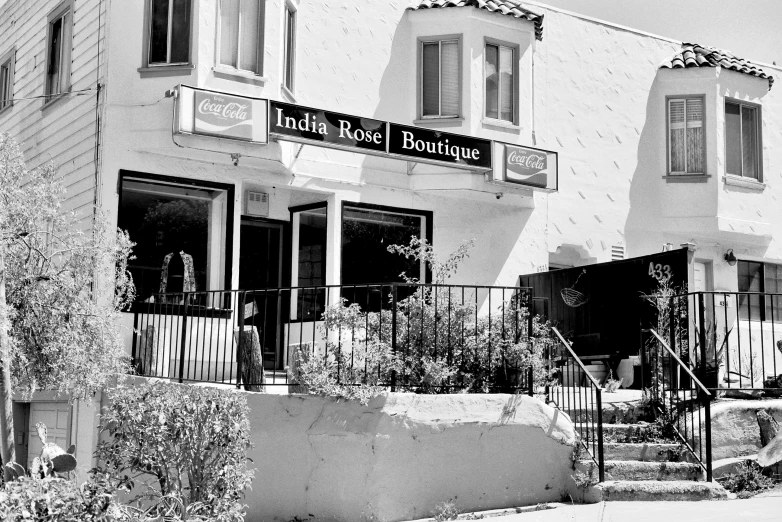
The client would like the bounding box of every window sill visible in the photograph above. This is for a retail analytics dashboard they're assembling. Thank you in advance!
[41,91,71,111]
[723,174,765,191]
[0,103,12,116]
[138,64,195,78]
[481,117,520,131]
[281,85,296,102]
[213,67,267,86]
[663,174,711,183]
[413,117,464,128]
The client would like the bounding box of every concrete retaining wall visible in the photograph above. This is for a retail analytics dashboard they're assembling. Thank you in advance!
[243,392,577,522]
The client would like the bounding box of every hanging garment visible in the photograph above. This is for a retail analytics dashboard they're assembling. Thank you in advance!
[159,251,197,295]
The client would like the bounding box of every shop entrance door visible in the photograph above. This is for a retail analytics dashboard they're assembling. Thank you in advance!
[239,219,285,370]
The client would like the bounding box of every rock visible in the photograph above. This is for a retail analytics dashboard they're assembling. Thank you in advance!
[757,434,782,468]
[757,410,780,446]
[757,410,781,476]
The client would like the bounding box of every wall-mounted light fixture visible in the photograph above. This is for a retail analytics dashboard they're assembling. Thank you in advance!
[724,249,737,266]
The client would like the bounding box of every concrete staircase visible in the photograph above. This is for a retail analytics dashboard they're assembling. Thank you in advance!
[573,401,728,502]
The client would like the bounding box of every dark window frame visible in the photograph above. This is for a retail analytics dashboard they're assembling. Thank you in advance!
[142,0,194,68]
[0,47,15,113]
[117,170,234,298]
[340,201,433,286]
[725,98,763,181]
[737,260,781,321]
[44,0,74,102]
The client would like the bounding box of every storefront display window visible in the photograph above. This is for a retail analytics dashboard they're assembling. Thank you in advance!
[118,177,229,302]
[291,206,327,320]
[341,204,431,307]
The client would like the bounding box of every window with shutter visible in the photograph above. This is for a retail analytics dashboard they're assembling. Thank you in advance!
[420,38,460,118]
[668,97,704,175]
[726,100,761,180]
[485,43,515,123]
[219,0,263,74]
[45,2,73,98]
[0,48,13,112]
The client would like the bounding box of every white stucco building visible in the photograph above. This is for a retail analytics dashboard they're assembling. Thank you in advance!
[1,0,780,476]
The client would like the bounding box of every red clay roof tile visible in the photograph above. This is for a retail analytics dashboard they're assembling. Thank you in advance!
[408,0,544,41]
[660,43,773,90]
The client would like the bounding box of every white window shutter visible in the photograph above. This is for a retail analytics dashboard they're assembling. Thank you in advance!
[440,41,459,117]
[669,99,686,173]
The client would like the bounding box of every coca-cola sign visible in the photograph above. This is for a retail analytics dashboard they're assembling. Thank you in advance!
[194,91,253,140]
[176,85,268,144]
[505,144,548,187]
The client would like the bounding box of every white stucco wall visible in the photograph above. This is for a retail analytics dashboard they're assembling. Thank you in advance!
[240,392,577,522]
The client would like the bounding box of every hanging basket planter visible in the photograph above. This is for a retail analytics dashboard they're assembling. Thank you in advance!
[561,269,589,307]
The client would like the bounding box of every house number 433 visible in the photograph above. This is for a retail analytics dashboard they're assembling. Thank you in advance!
[649,262,672,282]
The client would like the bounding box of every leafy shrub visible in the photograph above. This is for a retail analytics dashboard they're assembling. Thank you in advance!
[94,381,254,521]
[288,238,555,401]
[719,460,777,498]
[0,474,114,521]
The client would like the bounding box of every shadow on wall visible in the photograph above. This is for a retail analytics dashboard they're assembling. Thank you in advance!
[624,74,668,254]
[359,13,536,287]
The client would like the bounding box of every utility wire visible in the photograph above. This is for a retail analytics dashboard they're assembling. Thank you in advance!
[2,88,97,104]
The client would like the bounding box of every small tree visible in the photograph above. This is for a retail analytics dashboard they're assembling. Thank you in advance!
[0,134,135,481]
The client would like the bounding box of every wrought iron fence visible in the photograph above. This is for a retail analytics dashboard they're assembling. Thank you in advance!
[652,291,782,395]
[130,283,550,394]
[643,328,713,481]
[548,327,605,482]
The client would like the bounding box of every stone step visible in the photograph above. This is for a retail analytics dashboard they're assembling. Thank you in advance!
[603,442,693,463]
[577,460,703,481]
[602,423,653,440]
[566,402,653,424]
[585,480,728,502]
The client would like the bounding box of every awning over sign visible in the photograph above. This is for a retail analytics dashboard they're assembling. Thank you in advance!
[174,84,558,191]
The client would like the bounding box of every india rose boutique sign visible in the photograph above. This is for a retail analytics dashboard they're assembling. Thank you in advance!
[176,85,268,144]
[503,144,550,188]
[269,101,386,153]
[388,124,492,170]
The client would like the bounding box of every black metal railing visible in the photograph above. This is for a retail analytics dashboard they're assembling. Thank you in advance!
[130,283,549,394]
[549,327,604,482]
[657,291,782,394]
[643,328,713,481]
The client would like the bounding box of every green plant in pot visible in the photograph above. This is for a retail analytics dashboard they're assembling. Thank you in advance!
[693,321,731,391]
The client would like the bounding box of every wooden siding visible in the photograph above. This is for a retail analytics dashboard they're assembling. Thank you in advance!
[0,0,105,221]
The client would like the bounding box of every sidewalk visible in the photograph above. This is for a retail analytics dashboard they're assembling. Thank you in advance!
[496,493,782,522]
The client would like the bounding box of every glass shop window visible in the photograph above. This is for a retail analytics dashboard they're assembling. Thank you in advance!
[118,179,228,302]
[341,205,428,308]
[291,206,327,320]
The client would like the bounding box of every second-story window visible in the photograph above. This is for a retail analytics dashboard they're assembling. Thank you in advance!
[668,97,704,175]
[0,49,14,112]
[485,43,514,122]
[726,100,761,180]
[218,0,263,74]
[283,4,296,92]
[421,39,459,118]
[149,0,192,66]
[46,2,73,97]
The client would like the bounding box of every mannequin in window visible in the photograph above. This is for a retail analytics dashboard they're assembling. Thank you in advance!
[159,251,196,303]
